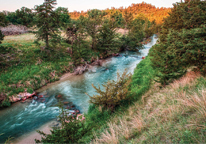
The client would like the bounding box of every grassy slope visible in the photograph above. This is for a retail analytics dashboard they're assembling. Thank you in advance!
[92,68,206,143]
[77,55,156,143]
[0,33,72,106]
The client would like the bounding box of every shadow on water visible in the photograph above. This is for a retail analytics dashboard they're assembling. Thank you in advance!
[0,35,158,143]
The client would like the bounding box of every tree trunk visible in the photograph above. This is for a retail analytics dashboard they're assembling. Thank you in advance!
[46,33,49,49]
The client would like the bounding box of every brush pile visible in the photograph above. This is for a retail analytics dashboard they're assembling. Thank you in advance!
[0,24,28,36]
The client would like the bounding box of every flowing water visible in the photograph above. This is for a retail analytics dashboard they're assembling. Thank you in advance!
[0,35,157,143]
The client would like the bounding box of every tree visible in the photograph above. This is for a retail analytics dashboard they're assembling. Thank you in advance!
[121,18,145,51]
[96,17,120,57]
[6,7,35,27]
[151,26,206,85]
[66,16,90,66]
[110,10,124,28]
[123,9,133,28]
[0,12,8,26]
[0,31,4,44]
[16,7,35,27]
[34,0,64,49]
[35,105,89,143]
[85,9,105,51]
[55,7,71,29]
[150,0,206,85]
[0,13,6,44]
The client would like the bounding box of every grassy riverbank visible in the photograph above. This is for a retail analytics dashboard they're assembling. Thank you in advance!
[0,33,73,106]
[79,55,157,143]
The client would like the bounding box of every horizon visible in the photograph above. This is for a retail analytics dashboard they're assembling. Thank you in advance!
[0,0,179,12]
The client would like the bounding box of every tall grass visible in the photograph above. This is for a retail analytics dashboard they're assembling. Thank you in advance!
[92,71,206,143]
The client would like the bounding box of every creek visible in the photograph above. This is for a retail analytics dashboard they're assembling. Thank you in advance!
[0,35,157,143]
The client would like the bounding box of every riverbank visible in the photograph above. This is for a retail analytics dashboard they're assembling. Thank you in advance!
[12,120,55,144]
[0,32,152,107]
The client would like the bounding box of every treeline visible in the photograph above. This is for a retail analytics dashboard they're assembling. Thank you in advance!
[65,8,157,66]
[0,1,157,68]
[70,2,171,24]
[0,2,170,29]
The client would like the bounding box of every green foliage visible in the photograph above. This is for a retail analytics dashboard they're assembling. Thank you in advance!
[72,35,90,66]
[6,7,35,27]
[96,18,121,57]
[160,0,206,42]
[120,18,145,51]
[0,31,4,44]
[151,25,206,85]
[123,10,133,28]
[55,7,71,29]
[0,12,8,26]
[130,56,156,98]
[34,0,68,49]
[85,9,105,50]
[110,11,125,28]
[150,0,206,86]
[88,70,132,110]
[36,106,89,144]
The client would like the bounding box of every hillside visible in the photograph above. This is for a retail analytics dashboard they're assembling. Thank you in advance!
[92,70,206,143]
[70,2,171,24]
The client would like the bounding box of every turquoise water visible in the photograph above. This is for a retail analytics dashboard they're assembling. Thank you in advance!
[0,35,157,143]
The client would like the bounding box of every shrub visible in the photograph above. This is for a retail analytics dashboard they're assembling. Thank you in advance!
[35,106,89,144]
[88,70,132,111]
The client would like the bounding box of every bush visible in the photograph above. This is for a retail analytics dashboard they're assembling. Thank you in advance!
[150,25,206,85]
[36,107,89,144]
[88,70,132,111]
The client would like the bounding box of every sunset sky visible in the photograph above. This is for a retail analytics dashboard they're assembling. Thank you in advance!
[0,0,180,12]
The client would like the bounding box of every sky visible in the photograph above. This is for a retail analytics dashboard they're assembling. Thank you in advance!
[0,0,180,12]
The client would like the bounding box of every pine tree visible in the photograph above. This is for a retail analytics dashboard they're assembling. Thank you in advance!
[121,18,145,51]
[67,16,89,66]
[34,0,62,49]
[85,9,105,51]
[150,0,206,85]
[96,17,121,57]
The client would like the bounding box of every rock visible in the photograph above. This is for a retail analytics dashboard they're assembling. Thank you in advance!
[57,95,62,98]
[90,57,95,63]
[41,99,46,103]
[38,95,44,98]
[74,70,80,75]
[64,102,69,105]
[79,70,83,75]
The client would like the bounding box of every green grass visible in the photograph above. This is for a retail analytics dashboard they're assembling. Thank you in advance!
[0,33,72,107]
[77,55,157,143]
[92,70,206,144]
